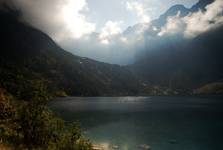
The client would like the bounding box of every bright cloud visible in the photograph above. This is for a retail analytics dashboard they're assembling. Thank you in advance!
[158,0,223,38]
[126,1,150,23]
[99,21,123,44]
[184,0,223,38]
[62,0,95,39]
[120,36,128,43]
[158,11,185,36]
[4,0,222,65]
[11,0,95,40]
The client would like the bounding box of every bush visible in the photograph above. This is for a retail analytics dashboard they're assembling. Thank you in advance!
[0,89,92,150]
[0,89,21,145]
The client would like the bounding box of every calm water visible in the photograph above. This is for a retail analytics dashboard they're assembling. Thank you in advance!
[48,96,223,150]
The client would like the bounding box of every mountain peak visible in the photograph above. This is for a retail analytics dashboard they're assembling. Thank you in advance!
[152,4,189,28]
[161,4,189,18]
[167,4,188,12]
[190,0,214,12]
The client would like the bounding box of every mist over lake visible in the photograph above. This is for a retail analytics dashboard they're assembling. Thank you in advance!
[49,96,223,150]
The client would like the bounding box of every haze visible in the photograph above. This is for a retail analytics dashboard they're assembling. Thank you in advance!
[3,0,223,64]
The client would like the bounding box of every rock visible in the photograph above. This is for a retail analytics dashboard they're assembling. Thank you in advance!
[139,144,151,150]
[112,145,119,149]
[92,144,104,150]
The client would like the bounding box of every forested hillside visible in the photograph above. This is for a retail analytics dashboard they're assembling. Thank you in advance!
[0,9,146,99]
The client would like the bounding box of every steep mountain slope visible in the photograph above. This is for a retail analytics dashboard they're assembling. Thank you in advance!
[0,0,221,97]
[152,4,190,28]
[130,0,223,92]
[131,27,223,89]
[0,10,145,98]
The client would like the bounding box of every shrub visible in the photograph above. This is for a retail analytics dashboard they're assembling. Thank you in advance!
[0,89,92,150]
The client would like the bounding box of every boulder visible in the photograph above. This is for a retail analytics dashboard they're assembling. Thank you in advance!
[139,144,151,150]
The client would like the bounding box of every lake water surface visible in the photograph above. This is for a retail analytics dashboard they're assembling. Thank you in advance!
[48,96,223,150]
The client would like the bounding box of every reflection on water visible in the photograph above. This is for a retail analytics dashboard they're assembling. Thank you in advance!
[49,96,223,150]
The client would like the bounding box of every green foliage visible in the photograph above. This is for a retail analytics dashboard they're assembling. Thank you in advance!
[54,90,68,97]
[0,89,21,145]
[19,104,61,148]
[195,82,223,95]
[0,89,92,150]
[0,67,52,101]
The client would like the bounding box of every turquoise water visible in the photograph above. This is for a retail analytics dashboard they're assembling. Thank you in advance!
[49,96,223,150]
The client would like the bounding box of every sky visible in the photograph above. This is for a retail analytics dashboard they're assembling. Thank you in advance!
[2,0,223,64]
[85,0,198,31]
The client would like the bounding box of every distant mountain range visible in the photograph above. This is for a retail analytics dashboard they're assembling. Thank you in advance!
[124,0,215,35]
[129,0,223,93]
[152,0,214,27]
[0,0,222,97]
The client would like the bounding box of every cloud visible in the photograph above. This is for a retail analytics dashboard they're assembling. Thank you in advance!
[2,0,139,64]
[158,0,223,38]
[2,0,222,65]
[9,0,95,41]
[184,0,223,38]
[158,11,185,36]
[61,0,95,39]
[99,21,123,44]
[126,1,150,23]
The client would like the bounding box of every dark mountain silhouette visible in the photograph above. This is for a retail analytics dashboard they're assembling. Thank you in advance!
[0,0,222,97]
[130,0,223,92]
[131,26,223,89]
[0,9,146,98]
